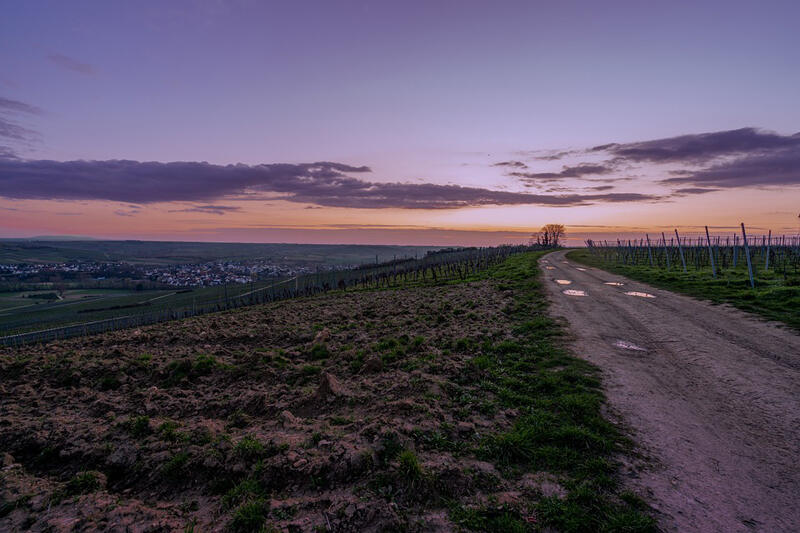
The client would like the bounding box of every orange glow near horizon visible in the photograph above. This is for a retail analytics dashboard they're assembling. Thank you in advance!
[3,185,798,247]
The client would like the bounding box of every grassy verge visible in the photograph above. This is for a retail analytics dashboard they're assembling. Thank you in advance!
[567,248,800,331]
[452,251,655,531]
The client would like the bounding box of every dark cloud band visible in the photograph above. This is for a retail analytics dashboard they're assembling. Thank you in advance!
[519,127,800,191]
[593,127,800,163]
[510,163,613,182]
[0,157,658,209]
[662,149,800,188]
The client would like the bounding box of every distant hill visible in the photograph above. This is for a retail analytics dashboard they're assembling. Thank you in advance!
[0,240,444,265]
[1,235,99,241]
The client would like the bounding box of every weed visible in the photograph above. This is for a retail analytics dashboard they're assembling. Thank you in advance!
[309,343,330,360]
[64,471,102,496]
[449,504,530,533]
[192,353,218,375]
[349,350,365,373]
[301,364,321,376]
[234,435,266,459]
[135,352,153,367]
[230,498,270,533]
[162,452,190,479]
[163,354,219,385]
[397,450,423,480]
[97,373,121,391]
[376,433,403,466]
[158,420,189,443]
[223,479,265,509]
[226,409,251,429]
[128,415,151,438]
[0,495,31,518]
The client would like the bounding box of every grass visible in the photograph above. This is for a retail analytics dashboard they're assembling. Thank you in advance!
[63,471,102,496]
[162,452,190,479]
[230,498,270,533]
[397,450,424,480]
[127,415,151,438]
[460,251,656,532]
[163,354,220,385]
[568,248,800,330]
[449,504,530,533]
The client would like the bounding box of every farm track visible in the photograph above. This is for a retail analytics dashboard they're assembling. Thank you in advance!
[540,250,800,532]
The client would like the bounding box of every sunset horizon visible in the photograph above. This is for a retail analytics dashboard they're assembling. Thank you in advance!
[2,1,799,246]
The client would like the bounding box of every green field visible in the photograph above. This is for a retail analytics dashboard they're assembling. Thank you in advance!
[0,240,442,265]
[0,281,292,336]
[568,248,800,331]
[0,288,137,312]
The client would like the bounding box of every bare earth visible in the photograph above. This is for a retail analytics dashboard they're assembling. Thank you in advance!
[0,280,542,531]
[539,250,800,532]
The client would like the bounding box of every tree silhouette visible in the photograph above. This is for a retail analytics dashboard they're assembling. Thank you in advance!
[533,224,566,247]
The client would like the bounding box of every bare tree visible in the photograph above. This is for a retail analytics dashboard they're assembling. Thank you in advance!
[534,224,566,247]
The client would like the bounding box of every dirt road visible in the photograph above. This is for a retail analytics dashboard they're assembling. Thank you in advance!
[539,250,800,532]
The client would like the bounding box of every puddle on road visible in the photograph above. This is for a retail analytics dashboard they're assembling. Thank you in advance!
[625,291,655,298]
[545,266,555,270]
[604,282,624,286]
[613,340,647,351]
[575,267,587,271]
[563,289,586,296]
[555,279,572,285]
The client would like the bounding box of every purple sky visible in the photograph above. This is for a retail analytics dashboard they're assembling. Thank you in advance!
[1,0,799,244]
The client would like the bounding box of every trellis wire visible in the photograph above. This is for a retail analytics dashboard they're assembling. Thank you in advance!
[586,223,800,291]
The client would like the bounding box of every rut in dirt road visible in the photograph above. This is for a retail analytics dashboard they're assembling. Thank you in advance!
[540,250,800,533]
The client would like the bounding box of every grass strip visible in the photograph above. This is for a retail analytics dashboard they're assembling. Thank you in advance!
[567,248,800,331]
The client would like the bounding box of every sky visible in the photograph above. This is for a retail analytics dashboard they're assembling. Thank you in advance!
[1,0,799,245]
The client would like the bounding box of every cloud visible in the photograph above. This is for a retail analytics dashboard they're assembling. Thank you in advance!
[169,204,242,215]
[506,127,800,192]
[0,146,20,160]
[671,187,719,195]
[592,127,800,163]
[510,163,614,182]
[492,160,528,169]
[0,157,659,209]
[0,118,37,142]
[533,151,574,161]
[0,97,42,158]
[662,148,800,188]
[0,97,42,115]
[47,53,95,75]
[588,185,614,191]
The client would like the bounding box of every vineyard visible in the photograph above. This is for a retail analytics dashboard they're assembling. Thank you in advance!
[574,224,800,329]
[1,245,535,346]
[586,224,800,285]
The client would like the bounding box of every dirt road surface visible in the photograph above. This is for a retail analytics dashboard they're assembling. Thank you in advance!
[540,250,800,532]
